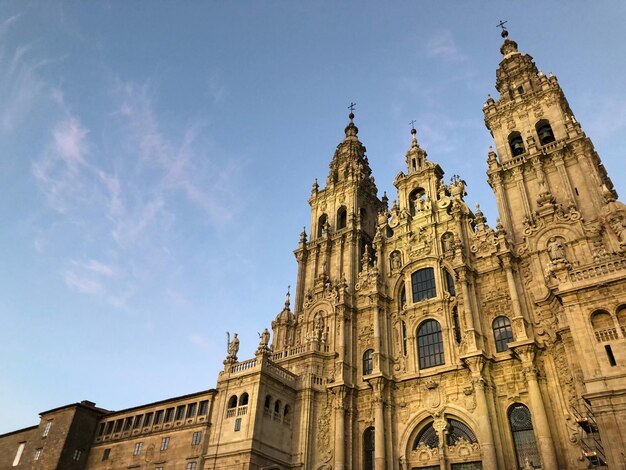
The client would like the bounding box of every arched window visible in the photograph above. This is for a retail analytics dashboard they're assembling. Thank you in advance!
[264,395,271,410]
[227,395,238,409]
[417,320,445,369]
[446,419,478,446]
[363,427,375,470]
[337,206,347,230]
[591,310,617,342]
[411,268,436,302]
[274,400,281,414]
[239,392,249,406]
[509,403,540,468]
[283,404,291,417]
[413,421,439,449]
[363,349,374,376]
[536,120,555,145]
[401,320,408,356]
[444,270,456,297]
[317,214,328,238]
[618,306,626,335]
[493,316,514,352]
[508,131,525,156]
[400,285,406,310]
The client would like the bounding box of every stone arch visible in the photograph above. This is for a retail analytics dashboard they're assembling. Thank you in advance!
[531,225,580,254]
[400,406,481,466]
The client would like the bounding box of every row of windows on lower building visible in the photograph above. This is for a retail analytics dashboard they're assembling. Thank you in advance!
[12,445,83,466]
[362,316,515,374]
[100,432,203,462]
[155,464,197,470]
[97,400,209,436]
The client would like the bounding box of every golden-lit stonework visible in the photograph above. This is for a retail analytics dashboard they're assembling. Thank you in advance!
[2,31,625,470]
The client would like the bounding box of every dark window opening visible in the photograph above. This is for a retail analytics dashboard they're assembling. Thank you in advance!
[264,395,271,409]
[175,405,185,420]
[337,207,347,230]
[517,85,524,95]
[363,427,375,470]
[445,270,456,297]
[400,285,406,309]
[574,187,579,196]
[401,321,408,356]
[227,395,238,409]
[446,419,478,446]
[606,345,617,366]
[452,307,462,344]
[493,316,514,352]
[363,349,374,375]
[509,132,525,156]
[536,120,556,145]
[417,320,445,369]
[239,393,249,406]
[413,422,439,449]
[235,418,242,431]
[411,268,436,302]
[317,214,328,238]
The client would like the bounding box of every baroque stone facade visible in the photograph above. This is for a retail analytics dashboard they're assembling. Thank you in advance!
[2,31,626,470]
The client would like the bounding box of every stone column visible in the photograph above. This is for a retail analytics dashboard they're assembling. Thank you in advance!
[514,344,558,469]
[373,304,381,372]
[371,378,386,469]
[458,268,478,352]
[333,388,346,470]
[501,254,528,340]
[489,172,513,235]
[464,355,498,470]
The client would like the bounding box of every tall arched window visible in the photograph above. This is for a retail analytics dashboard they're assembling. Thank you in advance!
[264,395,271,410]
[227,395,238,409]
[451,307,462,344]
[493,316,514,352]
[363,427,375,470]
[446,419,478,446]
[444,270,456,297]
[400,285,407,309]
[417,320,445,369]
[508,131,525,156]
[239,392,249,406]
[363,349,374,376]
[509,403,540,468]
[317,214,328,238]
[337,206,347,230]
[411,268,436,302]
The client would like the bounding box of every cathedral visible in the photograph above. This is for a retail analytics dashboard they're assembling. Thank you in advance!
[2,30,626,470]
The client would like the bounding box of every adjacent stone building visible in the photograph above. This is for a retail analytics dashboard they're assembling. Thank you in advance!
[2,30,625,469]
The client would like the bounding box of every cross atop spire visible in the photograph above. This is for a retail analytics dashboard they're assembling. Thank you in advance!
[497,19,509,38]
[348,102,356,113]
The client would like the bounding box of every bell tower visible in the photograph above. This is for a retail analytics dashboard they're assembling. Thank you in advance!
[483,29,618,243]
[293,110,384,314]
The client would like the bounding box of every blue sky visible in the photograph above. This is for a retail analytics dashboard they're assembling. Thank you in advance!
[1,2,625,433]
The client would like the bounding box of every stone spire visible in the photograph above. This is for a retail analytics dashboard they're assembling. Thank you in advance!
[405,126,429,174]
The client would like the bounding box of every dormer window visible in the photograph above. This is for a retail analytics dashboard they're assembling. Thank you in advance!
[508,132,525,156]
[536,120,555,145]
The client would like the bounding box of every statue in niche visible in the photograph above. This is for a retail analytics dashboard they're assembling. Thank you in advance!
[441,233,454,254]
[547,237,567,262]
[391,251,402,271]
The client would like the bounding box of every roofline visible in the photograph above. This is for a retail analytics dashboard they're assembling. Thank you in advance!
[40,401,110,417]
[0,425,38,438]
[98,389,218,418]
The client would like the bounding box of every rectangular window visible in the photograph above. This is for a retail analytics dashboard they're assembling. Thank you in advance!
[186,402,197,418]
[155,410,164,424]
[160,436,170,451]
[124,417,133,430]
[164,408,175,422]
[133,442,143,456]
[234,417,242,432]
[13,443,25,466]
[187,463,197,470]
[411,268,437,302]
[34,448,42,461]
[175,405,185,420]
[191,431,202,445]
[72,449,83,461]
[114,419,123,432]
[102,448,111,461]
[133,415,143,429]
[198,400,209,415]
[97,422,106,436]
[43,420,53,437]
[144,412,154,427]
[105,421,114,434]
[606,345,617,366]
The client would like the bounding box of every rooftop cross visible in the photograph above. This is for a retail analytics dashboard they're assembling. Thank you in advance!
[409,119,417,130]
[348,102,356,113]
[497,20,509,38]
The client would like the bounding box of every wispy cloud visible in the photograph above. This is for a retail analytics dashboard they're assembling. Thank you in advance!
[426,30,467,62]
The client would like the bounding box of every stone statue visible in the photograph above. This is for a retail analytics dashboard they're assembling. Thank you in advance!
[260,328,270,347]
[547,237,566,261]
[227,332,239,360]
[391,251,402,270]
